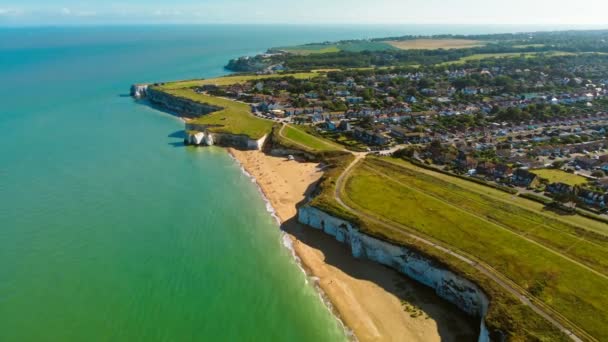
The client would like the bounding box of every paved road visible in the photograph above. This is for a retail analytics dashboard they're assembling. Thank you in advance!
[333,156,589,342]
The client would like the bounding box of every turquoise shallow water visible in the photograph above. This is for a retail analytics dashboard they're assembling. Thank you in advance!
[0,24,558,341]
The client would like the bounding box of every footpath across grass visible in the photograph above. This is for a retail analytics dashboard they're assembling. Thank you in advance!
[341,156,608,341]
[282,125,341,152]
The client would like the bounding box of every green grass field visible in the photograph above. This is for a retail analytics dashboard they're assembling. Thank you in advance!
[157,72,321,90]
[341,157,608,340]
[282,125,341,152]
[403,160,608,236]
[161,88,273,139]
[276,41,395,55]
[386,38,486,50]
[533,169,589,186]
[512,44,546,48]
[441,51,575,65]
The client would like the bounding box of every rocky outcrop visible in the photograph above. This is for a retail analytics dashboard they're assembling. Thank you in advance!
[131,84,149,98]
[184,128,267,150]
[146,87,221,118]
[298,205,491,342]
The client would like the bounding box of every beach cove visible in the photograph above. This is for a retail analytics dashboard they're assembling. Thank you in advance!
[228,149,478,341]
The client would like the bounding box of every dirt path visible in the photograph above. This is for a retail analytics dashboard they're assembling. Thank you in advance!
[334,157,587,342]
[229,149,478,342]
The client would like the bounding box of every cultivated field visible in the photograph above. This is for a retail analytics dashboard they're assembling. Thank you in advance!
[442,51,575,65]
[277,41,395,55]
[386,39,486,50]
[341,156,608,340]
[534,168,589,186]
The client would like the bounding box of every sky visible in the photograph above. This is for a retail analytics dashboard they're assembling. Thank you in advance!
[1,0,608,26]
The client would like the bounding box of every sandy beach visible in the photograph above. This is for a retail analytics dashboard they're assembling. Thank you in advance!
[228,149,477,342]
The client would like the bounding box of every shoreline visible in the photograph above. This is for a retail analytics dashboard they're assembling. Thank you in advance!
[227,148,478,342]
[225,150,353,337]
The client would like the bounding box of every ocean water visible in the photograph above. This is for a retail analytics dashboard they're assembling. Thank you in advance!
[0,24,580,341]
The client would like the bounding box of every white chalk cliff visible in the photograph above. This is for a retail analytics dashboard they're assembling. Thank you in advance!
[298,205,491,342]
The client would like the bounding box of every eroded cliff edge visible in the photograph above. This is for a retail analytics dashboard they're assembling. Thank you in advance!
[132,83,268,150]
[299,205,491,342]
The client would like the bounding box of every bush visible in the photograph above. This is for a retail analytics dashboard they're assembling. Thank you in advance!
[519,193,552,205]
[591,170,605,178]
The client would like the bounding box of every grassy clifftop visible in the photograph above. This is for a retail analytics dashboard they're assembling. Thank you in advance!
[162,87,273,139]
[339,156,607,341]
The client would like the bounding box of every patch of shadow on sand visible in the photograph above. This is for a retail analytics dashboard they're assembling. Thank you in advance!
[281,183,479,341]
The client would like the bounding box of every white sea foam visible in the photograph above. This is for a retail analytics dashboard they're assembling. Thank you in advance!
[228,151,355,341]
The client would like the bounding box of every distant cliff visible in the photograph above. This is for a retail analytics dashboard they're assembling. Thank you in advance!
[146,87,221,118]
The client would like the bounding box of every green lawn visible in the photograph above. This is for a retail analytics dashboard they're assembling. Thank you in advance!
[162,88,273,139]
[342,157,608,340]
[283,125,341,152]
[533,169,589,186]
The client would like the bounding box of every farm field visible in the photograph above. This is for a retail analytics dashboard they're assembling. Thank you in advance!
[386,38,486,50]
[282,125,341,152]
[276,41,396,55]
[534,168,589,186]
[341,156,608,340]
[442,51,575,65]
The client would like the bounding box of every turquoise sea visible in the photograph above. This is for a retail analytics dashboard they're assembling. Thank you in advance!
[0,24,584,341]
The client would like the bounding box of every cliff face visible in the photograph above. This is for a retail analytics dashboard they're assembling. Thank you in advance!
[298,205,491,342]
[132,85,268,150]
[146,87,221,118]
[184,128,267,150]
[131,84,149,98]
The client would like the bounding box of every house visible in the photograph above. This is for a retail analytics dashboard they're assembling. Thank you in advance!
[389,126,410,139]
[512,169,540,188]
[578,189,607,209]
[323,119,337,131]
[462,87,478,95]
[353,128,390,145]
[346,96,364,104]
[338,120,352,132]
[575,157,600,170]
[476,161,497,176]
[547,182,573,195]
[455,152,478,171]
[494,164,513,179]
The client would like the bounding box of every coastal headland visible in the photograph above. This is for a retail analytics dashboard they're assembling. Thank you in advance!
[132,76,480,342]
[130,74,576,342]
[132,30,608,341]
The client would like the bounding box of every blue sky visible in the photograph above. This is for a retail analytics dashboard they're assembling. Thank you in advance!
[1,0,608,26]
